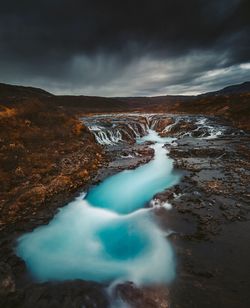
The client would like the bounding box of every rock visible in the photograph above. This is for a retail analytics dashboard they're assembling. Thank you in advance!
[115,282,170,308]
[18,184,47,204]
[0,262,15,295]
[154,118,174,133]
[14,166,25,177]
[161,120,198,137]
[0,280,108,308]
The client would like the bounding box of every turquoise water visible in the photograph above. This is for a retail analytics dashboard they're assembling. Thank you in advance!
[87,139,179,214]
[16,129,180,285]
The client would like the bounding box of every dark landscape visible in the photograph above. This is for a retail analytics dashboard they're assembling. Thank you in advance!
[1,0,250,307]
[0,81,249,307]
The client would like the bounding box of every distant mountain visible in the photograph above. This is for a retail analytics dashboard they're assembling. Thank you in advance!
[0,82,53,99]
[0,81,249,129]
[201,81,250,96]
[1,81,249,100]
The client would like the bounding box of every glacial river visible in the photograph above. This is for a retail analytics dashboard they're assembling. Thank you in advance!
[17,129,180,285]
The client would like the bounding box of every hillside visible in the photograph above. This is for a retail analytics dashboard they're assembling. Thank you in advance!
[201,81,250,96]
[0,97,106,232]
[1,81,249,130]
[0,83,53,100]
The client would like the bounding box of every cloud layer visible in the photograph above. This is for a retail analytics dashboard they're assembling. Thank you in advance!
[0,0,249,95]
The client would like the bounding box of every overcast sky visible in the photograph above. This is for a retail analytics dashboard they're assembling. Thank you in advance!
[0,0,249,96]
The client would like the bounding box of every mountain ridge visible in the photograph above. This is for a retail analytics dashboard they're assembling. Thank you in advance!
[0,81,249,99]
[200,81,250,96]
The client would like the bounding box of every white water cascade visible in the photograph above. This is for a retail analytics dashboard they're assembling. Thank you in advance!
[82,114,240,146]
[83,115,149,145]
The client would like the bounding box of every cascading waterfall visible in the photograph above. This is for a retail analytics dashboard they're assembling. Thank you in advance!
[86,114,228,147]
[88,116,227,146]
[88,125,123,145]
[149,115,233,139]
[148,117,158,130]
[85,117,150,145]
[84,114,241,146]
[127,123,148,138]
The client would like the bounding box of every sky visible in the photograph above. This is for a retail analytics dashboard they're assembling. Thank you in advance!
[0,0,250,96]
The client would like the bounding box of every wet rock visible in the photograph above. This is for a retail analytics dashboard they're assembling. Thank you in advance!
[115,282,170,308]
[192,128,210,138]
[161,120,198,137]
[164,125,250,307]
[153,118,174,133]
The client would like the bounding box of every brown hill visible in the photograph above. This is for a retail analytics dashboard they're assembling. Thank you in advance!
[0,93,106,231]
[0,81,249,130]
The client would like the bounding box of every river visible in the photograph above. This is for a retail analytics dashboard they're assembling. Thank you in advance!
[16,129,180,286]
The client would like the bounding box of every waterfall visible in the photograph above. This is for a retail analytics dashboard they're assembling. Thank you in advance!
[127,123,148,138]
[82,114,233,146]
[83,116,149,145]
[90,126,123,145]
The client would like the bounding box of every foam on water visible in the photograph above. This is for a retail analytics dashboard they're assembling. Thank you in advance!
[16,129,180,286]
[138,129,174,144]
[17,197,175,284]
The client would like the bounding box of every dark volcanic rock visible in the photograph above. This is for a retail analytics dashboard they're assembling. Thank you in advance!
[160,120,197,137]
[0,280,108,308]
[115,282,170,308]
[0,262,15,296]
[157,131,250,308]
[153,117,174,133]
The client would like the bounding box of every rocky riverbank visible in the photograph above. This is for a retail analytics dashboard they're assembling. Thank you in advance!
[82,113,250,308]
[0,101,111,307]
[153,124,250,307]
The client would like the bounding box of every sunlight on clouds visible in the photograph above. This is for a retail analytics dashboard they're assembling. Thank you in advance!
[10,54,250,97]
[240,63,250,70]
[64,53,250,97]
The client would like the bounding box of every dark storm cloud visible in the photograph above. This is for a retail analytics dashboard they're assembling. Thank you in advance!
[0,0,249,95]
